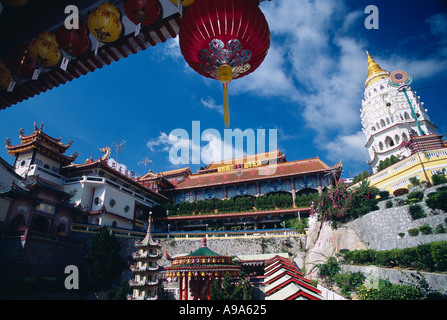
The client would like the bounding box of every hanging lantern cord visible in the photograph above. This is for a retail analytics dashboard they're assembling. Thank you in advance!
[218,64,233,128]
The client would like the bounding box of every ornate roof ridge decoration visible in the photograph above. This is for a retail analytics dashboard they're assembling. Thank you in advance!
[201,149,283,171]
[6,122,78,164]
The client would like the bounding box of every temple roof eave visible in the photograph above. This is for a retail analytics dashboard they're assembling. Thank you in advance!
[168,161,342,191]
[63,159,169,202]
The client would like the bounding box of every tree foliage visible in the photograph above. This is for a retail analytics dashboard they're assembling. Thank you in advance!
[209,272,254,300]
[87,226,125,290]
[311,182,379,229]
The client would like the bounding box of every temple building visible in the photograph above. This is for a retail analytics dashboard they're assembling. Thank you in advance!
[361,51,439,173]
[61,148,169,231]
[128,215,162,300]
[149,150,342,233]
[1,123,82,239]
[165,237,241,300]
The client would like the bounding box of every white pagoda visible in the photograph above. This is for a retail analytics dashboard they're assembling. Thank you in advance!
[127,215,161,300]
[360,51,438,173]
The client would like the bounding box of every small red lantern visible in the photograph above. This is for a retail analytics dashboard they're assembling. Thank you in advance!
[56,21,90,56]
[4,46,36,78]
[124,0,162,26]
[179,0,270,127]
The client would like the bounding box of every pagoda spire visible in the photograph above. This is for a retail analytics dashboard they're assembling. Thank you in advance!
[365,50,388,88]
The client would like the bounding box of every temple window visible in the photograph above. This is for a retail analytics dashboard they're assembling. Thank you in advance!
[385,136,395,148]
[9,213,25,230]
[402,133,408,141]
[57,223,66,234]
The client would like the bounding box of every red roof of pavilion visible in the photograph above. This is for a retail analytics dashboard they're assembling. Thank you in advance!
[170,157,342,191]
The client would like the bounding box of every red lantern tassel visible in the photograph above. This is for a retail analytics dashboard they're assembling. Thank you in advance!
[223,82,230,128]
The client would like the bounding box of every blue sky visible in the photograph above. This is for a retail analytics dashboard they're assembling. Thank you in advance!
[1,0,447,179]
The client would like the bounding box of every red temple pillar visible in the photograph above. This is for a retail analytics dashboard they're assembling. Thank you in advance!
[184,273,189,300]
[178,274,183,300]
[196,277,200,300]
[206,276,212,300]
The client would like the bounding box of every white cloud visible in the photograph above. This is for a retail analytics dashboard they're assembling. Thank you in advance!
[146,129,246,166]
[200,97,223,114]
[323,130,369,163]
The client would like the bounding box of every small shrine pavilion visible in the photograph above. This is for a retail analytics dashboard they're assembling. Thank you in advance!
[128,215,162,300]
[165,238,241,300]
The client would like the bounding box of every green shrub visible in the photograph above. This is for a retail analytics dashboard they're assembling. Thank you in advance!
[432,173,447,186]
[409,176,421,187]
[398,232,405,238]
[315,257,340,279]
[408,204,426,220]
[342,242,447,272]
[435,224,447,234]
[408,228,419,237]
[426,190,447,212]
[407,190,424,203]
[334,272,366,297]
[419,224,433,235]
[358,280,423,300]
[385,200,393,208]
[378,190,389,201]
[431,241,447,271]
[415,243,436,271]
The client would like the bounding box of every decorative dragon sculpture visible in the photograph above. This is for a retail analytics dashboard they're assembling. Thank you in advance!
[99,147,111,160]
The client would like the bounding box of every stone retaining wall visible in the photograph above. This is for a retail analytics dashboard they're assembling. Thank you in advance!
[341,265,447,294]
[346,188,447,251]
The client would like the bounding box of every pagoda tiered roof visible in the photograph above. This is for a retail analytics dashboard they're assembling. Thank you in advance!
[166,238,241,275]
[5,122,78,165]
[135,216,161,248]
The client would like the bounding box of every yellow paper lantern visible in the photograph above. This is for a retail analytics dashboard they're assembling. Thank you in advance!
[38,31,58,46]
[88,2,122,43]
[28,34,61,68]
[3,0,28,7]
[169,0,195,7]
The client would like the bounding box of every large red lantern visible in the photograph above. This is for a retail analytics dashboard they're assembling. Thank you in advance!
[56,21,90,56]
[124,0,162,26]
[179,0,270,127]
[4,46,36,78]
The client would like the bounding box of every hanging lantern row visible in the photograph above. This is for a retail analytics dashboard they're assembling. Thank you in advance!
[2,0,28,7]
[166,270,239,278]
[0,0,165,91]
[178,0,270,127]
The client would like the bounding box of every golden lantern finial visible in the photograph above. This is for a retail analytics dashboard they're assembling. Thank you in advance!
[365,50,388,88]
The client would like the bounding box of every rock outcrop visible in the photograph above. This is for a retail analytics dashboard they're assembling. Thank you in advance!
[305,215,367,280]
